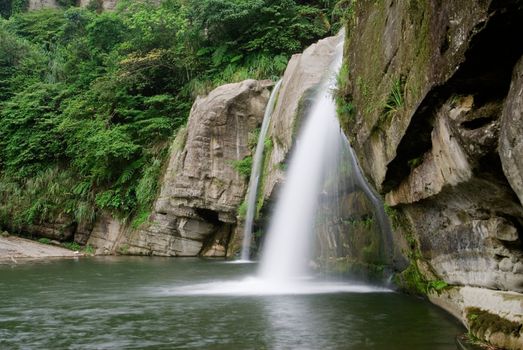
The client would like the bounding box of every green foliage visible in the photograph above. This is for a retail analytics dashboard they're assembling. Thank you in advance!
[0,0,338,230]
[248,128,261,149]
[56,0,77,8]
[62,241,96,255]
[233,156,253,178]
[84,244,95,255]
[63,241,81,251]
[0,83,68,177]
[466,307,522,339]
[117,243,129,255]
[38,237,51,244]
[396,260,428,295]
[383,77,405,118]
[86,0,103,13]
[131,210,150,229]
[3,0,29,18]
[237,201,247,219]
[0,26,46,100]
[427,280,448,293]
[407,156,423,170]
[5,9,67,46]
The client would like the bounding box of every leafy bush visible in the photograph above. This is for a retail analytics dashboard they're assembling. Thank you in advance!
[57,0,77,8]
[38,237,51,244]
[233,156,253,178]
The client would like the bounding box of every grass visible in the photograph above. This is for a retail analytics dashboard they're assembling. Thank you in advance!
[61,241,95,255]
[62,241,82,251]
[232,156,253,178]
[131,210,150,229]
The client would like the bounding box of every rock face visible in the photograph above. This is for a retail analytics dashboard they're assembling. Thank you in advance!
[28,0,118,11]
[28,0,58,10]
[87,79,270,256]
[260,33,342,203]
[340,0,523,348]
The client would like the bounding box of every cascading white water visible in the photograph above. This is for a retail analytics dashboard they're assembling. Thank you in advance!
[258,34,345,282]
[240,80,283,261]
[167,31,394,295]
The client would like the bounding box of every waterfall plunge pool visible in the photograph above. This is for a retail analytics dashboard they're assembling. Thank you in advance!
[0,257,464,349]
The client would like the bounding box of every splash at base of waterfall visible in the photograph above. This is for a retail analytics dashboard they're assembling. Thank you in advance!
[155,277,391,296]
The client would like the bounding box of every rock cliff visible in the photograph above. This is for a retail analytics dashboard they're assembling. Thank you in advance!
[28,0,58,10]
[259,33,342,206]
[338,0,523,348]
[88,79,270,256]
[28,0,117,11]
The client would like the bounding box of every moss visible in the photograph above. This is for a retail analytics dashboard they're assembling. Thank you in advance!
[130,209,150,229]
[389,206,449,295]
[395,260,428,295]
[237,201,247,219]
[232,156,253,178]
[407,156,423,170]
[466,307,522,340]
[117,244,129,255]
[319,257,387,282]
[248,127,261,150]
[255,136,274,218]
[383,203,400,230]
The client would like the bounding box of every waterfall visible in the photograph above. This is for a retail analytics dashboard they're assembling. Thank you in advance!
[171,31,394,295]
[258,34,345,281]
[258,32,392,283]
[240,79,283,261]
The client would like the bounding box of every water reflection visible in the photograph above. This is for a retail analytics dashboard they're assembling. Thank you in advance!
[0,258,463,349]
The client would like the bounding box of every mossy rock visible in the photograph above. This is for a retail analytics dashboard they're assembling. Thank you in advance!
[466,307,522,340]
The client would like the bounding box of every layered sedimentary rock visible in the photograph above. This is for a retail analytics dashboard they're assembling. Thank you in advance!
[88,79,270,256]
[260,33,342,202]
[341,0,523,348]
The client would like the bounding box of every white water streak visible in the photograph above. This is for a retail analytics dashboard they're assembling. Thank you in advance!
[258,34,345,282]
[240,80,283,260]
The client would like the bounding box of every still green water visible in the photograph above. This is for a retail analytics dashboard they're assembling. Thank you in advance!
[0,257,464,349]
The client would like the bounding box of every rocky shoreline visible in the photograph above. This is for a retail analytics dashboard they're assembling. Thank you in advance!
[0,235,81,262]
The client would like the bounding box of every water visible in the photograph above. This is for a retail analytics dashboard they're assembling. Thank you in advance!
[0,257,464,349]
[258,30,395,282]
[241,79,283,261]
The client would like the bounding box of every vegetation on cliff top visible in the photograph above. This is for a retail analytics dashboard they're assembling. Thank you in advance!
[0,0,340,232]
